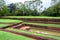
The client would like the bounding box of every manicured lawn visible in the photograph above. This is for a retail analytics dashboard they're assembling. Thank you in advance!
[0,24,10,28]
[3,16,60,19]
[0,30,32,40]
[24,22,60,28]
[0,19,23,23]
[6,28,60,40]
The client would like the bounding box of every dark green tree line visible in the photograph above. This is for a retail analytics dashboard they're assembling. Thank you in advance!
[42,0,60,17]
[0,0,60,16]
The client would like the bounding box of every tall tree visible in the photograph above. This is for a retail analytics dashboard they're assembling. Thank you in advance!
[24,0,42,10]
[42,2,60,17]
[51,0,60,4]
[8,3,17,15]
[0,0,5,8]
[24,0,42,16]
[0,0,8,16]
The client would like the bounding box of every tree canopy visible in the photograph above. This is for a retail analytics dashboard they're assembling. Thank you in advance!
[0,0,60,16]
[42,1,60,17]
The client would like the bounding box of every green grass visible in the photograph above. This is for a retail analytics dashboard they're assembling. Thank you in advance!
[3,16,60,19]
[0,30,32,40]
[0,19,23,28]
[0,19,23,23]
[24,22,60,28]
[6,28,60,40]
[0,24,10,28]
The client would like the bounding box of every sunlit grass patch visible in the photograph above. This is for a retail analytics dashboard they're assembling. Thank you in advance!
[3,16,60,19]
[0,19,23,23]
[0,24,10,28]
[0,30,32,40]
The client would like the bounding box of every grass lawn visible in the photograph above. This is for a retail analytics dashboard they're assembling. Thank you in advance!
[0,19,23,23]
[0,24,10,28]
[6,28,60,40]
[3,16,60,19]
[0,30,32,40]
[24,22,60,28]
[0,19,23,28]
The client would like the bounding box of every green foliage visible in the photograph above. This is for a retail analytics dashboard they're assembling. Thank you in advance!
[42,2,60,17]
[8,3,17,16]
[0,0,60,16]
[0,0,42,16]
[0,0,9,16]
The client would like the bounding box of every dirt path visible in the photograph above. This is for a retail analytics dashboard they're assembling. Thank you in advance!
[0,29,54,40]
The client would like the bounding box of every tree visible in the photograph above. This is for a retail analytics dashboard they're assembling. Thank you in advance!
[24,0,42,10]
[8,3,17,15]
[0,0,5,8]
[51,0,60,16]
[0,0,42,16]
[42,2,60,17]
[0,0,8,16]
[24,0,42,16]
